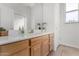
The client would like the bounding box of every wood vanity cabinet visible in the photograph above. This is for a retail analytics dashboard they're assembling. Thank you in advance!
[41,35,50,56]
[30,35,50,56]
[0,40,30,56]
[30,37,42,56]
[0,34,54,56]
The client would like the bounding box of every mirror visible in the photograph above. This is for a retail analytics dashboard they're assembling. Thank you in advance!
[13,13,27,34]
[0,3,47,36]
[8,13,27,36]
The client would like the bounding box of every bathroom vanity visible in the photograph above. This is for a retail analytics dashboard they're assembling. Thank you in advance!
[0,33,54,56]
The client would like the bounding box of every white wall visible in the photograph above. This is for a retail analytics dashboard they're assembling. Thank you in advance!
[31,4,43,33]
[47,3,79,51]
[53,4,61,51]
[60,3,79,49]
[43,3,60,51]
[31,3,55,33]
[43,3,55,33]
[0,4,14,30]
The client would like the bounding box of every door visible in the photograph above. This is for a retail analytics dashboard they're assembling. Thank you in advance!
[42,41,49,56]
[31,43,41,56]
[41,35,50,56]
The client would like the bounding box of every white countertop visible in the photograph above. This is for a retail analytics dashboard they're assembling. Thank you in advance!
[0,32,52,45]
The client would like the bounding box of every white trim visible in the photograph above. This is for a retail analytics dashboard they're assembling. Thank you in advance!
[60,43,79,49]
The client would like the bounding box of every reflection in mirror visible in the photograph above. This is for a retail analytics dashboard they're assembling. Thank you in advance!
[14,14,24,30]
[13,13,26,34]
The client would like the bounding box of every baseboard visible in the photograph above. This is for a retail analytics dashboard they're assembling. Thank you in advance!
[59,43,79,50]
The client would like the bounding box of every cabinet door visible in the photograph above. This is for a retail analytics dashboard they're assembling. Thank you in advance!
[41,35,50,56]
[13,48,30,56]
[42,41,49,56]
[31,4,43,33]
[31,43,41,56]
[0,40,29,56]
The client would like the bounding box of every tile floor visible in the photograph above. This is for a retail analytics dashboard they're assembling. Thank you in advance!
[48,45,79,56]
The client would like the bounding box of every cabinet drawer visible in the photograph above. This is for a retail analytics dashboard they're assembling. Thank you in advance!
[0,40,29,55]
